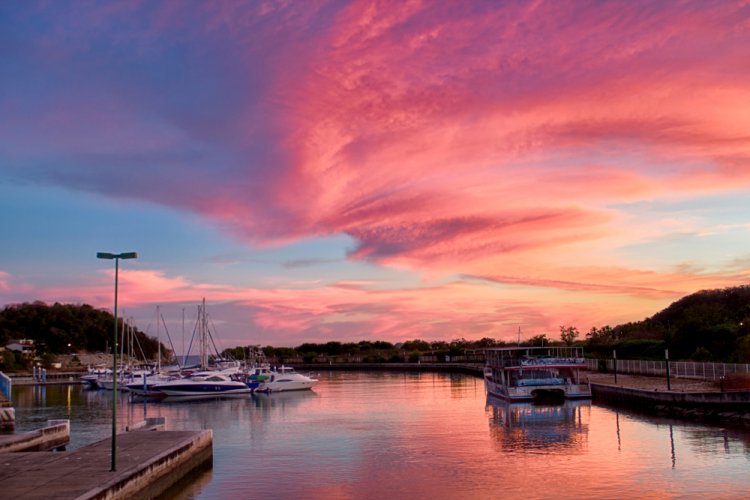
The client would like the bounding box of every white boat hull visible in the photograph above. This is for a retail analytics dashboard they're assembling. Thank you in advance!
[484,378,591,402]
[257,379,318,392]
[158,386,251,397]
[152,377,251,397]
[97,379,131,392]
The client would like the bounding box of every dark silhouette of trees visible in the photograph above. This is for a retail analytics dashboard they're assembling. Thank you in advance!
[584,286,750,362]
[0,302,168,360]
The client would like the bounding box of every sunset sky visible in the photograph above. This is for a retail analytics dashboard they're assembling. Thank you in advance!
[2,1,749,349]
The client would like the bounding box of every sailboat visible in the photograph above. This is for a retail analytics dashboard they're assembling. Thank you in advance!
[98,319,151,391]
[150,299,250,398]
[126,306,177,398]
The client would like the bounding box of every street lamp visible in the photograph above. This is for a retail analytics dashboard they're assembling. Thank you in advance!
[97,251,137,472]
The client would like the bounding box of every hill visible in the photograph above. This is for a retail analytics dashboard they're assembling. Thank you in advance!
[586,285,750,362]
[0,301,168,369]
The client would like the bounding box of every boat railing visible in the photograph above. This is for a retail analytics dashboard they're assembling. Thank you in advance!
[517,378,564,387]
[519,357,586,366]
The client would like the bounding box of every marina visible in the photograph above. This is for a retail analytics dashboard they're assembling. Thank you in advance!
[3,3,749,499]
[8,370,750,499]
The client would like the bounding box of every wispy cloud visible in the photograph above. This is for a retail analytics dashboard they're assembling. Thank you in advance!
[283,257,342,269]
[2,1,750,343]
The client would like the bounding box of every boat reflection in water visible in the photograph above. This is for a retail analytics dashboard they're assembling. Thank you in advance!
[250,388,317,408]
[486,395,590,453]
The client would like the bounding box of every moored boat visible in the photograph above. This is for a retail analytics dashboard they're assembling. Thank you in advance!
[484,347,591,403]
[255,366,318,392]
[151,373,252,397]
[126,372,176,398]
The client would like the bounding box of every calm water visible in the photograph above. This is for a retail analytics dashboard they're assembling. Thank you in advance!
[11,371,750,499]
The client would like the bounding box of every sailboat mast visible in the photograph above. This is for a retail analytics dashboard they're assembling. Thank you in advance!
[517,326,521,347]
[201,298,208,369]
[181,307,185,368]
[120,316,126,373]
[156,305,161,373]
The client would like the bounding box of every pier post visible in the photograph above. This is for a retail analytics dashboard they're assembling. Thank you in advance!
[665,349,671,391]
[613,350,617,384]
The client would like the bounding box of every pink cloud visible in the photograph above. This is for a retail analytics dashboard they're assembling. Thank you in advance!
[245,1,750,274]
[3,255,747,346]
[7,1,749,260]
[0,271,11,293]
[4,2,750,344]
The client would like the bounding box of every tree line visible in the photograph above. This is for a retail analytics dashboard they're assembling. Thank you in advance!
[3,285,749,369]
[224,286,750,364]
[0,301,166,369]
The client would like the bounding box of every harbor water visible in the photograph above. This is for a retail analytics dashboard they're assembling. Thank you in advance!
[11,371,750,499]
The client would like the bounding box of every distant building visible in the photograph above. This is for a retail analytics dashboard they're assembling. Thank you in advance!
[5,339,35,357]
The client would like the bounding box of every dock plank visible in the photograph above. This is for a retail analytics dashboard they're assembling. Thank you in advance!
[0,430,212,499]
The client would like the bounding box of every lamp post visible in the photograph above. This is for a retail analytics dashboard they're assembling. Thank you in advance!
[97,251,137,472]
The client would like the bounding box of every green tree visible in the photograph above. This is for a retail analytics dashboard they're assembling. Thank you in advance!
[560,326,580,346]
[525,334,548,346]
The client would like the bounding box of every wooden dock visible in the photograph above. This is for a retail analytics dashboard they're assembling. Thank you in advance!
[0,428,212,499]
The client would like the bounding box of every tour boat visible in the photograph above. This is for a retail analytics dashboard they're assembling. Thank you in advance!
[255,366,318,392]
[483,347,591,403]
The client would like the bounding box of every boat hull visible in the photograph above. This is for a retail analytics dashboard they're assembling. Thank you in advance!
[256,379,318,392]
[97,379,132,392]
[153,382,251,397]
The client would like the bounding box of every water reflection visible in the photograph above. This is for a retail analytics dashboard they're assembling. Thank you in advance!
[486,395,590,453]
[250,390,317,410]
[11,375,750,499]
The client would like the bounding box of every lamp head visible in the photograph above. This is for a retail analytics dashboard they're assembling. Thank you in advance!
[97,252,138,260]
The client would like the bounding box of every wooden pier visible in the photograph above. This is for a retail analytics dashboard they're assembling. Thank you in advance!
[0,428,212,499]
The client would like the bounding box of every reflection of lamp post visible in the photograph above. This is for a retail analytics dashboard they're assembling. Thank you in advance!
[97,251,137,472]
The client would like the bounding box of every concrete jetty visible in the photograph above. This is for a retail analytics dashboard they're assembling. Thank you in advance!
[0,399,13,432]
[0,419,70,452]
[0,428,212,499]
[587,372,750,422]
[1,371,14,432]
